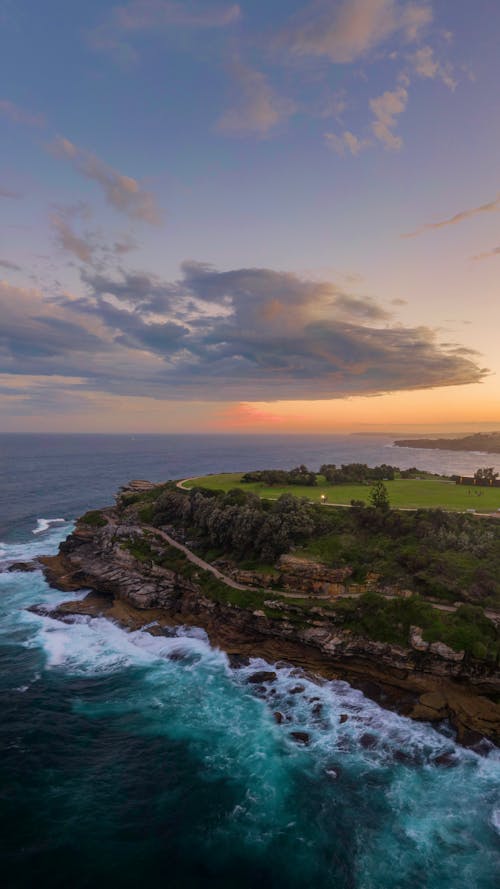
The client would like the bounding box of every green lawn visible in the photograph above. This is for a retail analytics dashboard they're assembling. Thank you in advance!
[182,473,500,513]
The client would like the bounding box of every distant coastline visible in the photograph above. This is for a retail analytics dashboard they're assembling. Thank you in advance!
[394,433,500,455]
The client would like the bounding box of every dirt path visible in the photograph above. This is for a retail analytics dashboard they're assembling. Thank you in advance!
[144,524,249,591]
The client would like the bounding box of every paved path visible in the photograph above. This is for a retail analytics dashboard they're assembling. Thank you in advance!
[144,524,249,591]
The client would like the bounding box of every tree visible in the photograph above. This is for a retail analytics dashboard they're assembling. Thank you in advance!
[369,481,390,511]
[474,467,499,483]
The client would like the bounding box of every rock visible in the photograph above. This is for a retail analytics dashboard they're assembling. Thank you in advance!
[429,641,464,662]
[359,733,377,750]
[339,714,349,724]
[167,650,189,662]
[311,702,323,718]
[392,749,421,766]
[289,684,306,694]
[409,626,429,652]
[290,731,310,746]
[227,653,251,668]
[419,691,448,712]
[7,561,38,573]
[274,711,284,724]
[432,751,459,768]
[247,670,277,684]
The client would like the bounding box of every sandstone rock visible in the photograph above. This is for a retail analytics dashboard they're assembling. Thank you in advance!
[409,626,429,652]
[419,691,448,712]
[429,641,464,662]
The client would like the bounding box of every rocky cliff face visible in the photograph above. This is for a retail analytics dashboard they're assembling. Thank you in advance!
[42,512,500,746]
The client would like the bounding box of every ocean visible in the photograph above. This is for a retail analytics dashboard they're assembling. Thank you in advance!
[1,434,499,888]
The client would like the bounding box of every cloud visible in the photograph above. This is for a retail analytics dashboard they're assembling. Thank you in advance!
[0,259,21,271]
[50,206,95,264]
[111,0,241,30]
[325,130,368,156]
[218,62,297,136]
[0,99,45,127]
[89,1,241,59]
[411,45,457,89]
[50,137,162,225]
[370,84,408,149]
[403,193,500,237]
[276,0,432,63]
[0,186,22,199]
[0,265,486,404]
[47,262,487,400]
[471,246,500,261]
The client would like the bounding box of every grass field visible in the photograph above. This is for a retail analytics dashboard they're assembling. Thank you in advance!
[182,473,500,513]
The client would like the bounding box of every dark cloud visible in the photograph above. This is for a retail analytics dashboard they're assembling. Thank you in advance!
[0,264,487,403]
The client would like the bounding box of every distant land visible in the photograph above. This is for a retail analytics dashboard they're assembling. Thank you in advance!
[352,432,470,438]
[394,433,500,454]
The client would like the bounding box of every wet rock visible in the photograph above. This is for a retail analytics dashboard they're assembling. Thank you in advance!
[325,766,342,780]
[289,684,306,694]
[339,714,349,724]
[392,749,421,766]
[311,702,323,718]
[247,670,277,684]
[359,733,378,750]
[274,711,284,724]
[227,653,251,668]
[167,649,190,662]
[252,685,268,697]
[7,561,38,573]
[290,731,310,746]
[432,751,459,768]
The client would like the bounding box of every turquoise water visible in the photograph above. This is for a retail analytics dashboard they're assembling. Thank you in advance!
[1,435,500,887]
[1,523,499,888]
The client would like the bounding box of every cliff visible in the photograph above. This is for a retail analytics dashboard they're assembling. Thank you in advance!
[40,505,500,747]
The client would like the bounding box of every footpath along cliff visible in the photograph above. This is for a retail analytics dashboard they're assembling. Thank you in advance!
[40,481,500,747]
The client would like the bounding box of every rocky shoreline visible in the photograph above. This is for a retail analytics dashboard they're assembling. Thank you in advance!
[35,505,500,749]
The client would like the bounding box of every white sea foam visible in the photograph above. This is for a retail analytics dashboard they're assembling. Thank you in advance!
[0,520,73,568]
[32,517,66,535]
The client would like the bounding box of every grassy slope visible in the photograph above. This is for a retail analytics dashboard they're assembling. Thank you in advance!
[184,473,500,513]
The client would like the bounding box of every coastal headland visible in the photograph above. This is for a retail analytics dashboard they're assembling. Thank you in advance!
[37,474,500,747]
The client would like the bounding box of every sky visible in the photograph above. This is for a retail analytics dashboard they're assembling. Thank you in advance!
[0,0,499,433]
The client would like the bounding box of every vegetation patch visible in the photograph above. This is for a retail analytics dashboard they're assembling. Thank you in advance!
[80,510,107,528]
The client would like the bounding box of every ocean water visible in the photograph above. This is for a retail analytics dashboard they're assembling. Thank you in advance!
[1,435,499,888]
